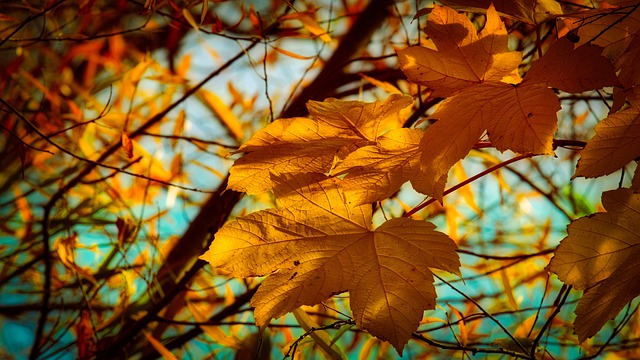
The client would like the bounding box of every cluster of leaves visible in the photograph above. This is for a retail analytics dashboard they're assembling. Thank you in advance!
[2,0,640,359]
[201,0,640,356]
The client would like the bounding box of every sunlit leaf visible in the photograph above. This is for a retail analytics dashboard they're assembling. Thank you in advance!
[413,82,559,199]
[397,4,523,97]
[143,331,178,360]
[228,94,413,194]
[201,173,460,353]
[197,89,244,141]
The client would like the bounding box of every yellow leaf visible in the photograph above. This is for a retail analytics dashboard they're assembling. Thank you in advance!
[187,302,242,349]
[143,331,178,360]
[283,12,331,43]
[200,173,460,354]
[574,101,640,179]
[182,8,199,31]
[398,4,522,97]
[196,90,243,141]
[228,94,413,194]
[332,128,422,205]
[447,304,467,346]
[359,73,402,94]
[292,308,347,360]
[270,45,317,60]
[547,189,640,342]
[131,140,172,181]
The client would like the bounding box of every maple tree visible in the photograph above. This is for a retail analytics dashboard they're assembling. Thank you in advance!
[2,0,640,359]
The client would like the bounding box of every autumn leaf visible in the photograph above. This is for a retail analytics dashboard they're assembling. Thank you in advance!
[397,4,523,97]
[575,101,640,178]
[200,173,460,353]
[547,188,640,342]
[401,25,620,199]
[227,94,413,194]
[414,82,560,199]
[332,128,422,205]
[122,132,134,159]
[436,0,562,24]
[523,37,621,93]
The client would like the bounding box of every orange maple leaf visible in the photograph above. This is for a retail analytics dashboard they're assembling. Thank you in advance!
[398,6,619,199]
[200,173,460,353]
[547,188,640,342]
[398,4,523,97]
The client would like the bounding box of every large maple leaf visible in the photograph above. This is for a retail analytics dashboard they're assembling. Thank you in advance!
[200,173,460,353]
[227,94,412,194]
[397,4,523,98]
[547,188,640,342]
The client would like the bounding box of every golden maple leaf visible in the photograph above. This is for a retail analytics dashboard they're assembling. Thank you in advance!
[200,173,460,353]
[396,6,620,200]
[227,94,413,194]
[547,188,640,342]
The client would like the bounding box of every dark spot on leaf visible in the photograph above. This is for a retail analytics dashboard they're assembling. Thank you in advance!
[293,260,300,266]
[527,113,533,118]
[567,31,580,43]
[289,272,298,280]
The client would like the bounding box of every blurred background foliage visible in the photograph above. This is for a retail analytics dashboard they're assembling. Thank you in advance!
[1,0,638,359]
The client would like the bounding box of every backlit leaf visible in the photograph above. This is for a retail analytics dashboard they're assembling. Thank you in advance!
[332,128,422,205]
[201,173,460,353]
[197,89,244,141]
[413,82,559,199]
[143,331,178,360]
[547,189,640,342]
[397,4,522,97]
[228,94,413,194]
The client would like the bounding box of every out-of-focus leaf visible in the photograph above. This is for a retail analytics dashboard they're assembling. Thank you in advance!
[122,132,134,159]
[196,89,243,141]
[436,0,562,24]
[143,331,178,360]
[182,8,199,31]
[292,308,348,360]
[282,12,331,43]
